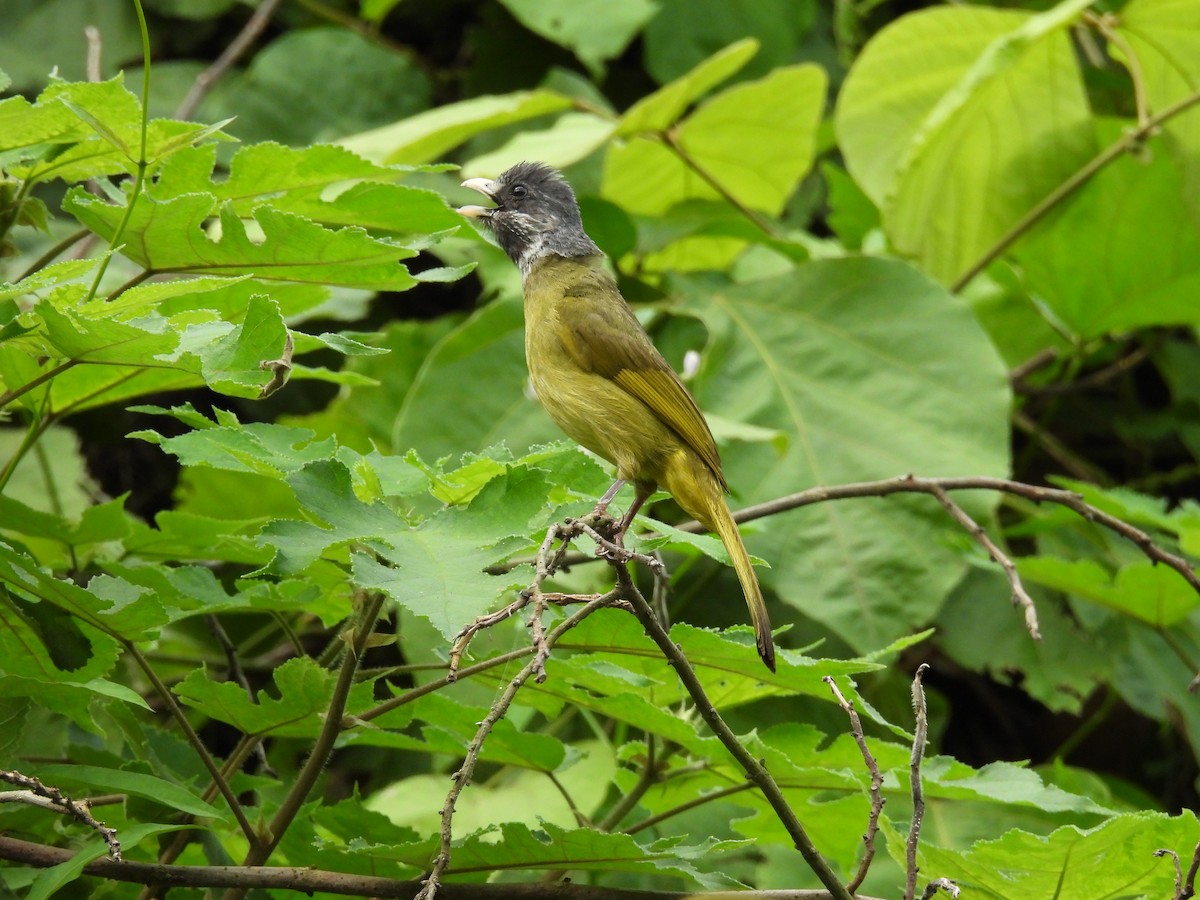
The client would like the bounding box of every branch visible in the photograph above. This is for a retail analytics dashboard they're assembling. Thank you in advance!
[925,483,1040,639]
[951,87,1200,292]
[174,0,285,120]
[905,664,931,900]
[823,677,884,893]
[417,591,618,900]
[0,770,120,860]
[616,564,853,900]
[0,834,885,900]
[232,590,389,885]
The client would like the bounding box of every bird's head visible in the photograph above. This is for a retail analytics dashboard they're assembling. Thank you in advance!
[458,161,600,274]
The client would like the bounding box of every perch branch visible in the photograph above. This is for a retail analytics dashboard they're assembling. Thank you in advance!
[823,677,884,892]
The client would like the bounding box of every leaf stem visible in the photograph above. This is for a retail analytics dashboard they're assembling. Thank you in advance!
[951,87,1200,292]
[121,641,258,846]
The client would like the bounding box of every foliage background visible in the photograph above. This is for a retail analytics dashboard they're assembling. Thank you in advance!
[1,0,1199,897]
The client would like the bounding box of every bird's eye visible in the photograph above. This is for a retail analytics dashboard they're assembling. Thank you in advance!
[510,184,527,199]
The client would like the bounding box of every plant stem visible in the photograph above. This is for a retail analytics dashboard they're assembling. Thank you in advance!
[951,87,1200,292]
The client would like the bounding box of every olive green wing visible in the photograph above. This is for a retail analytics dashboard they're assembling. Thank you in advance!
[557,274,727,488]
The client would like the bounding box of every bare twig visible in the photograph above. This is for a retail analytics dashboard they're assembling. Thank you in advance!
[1014,339,1156,397]
[1008,347,1059,384]
[823,676,884,893]
[417,593,616,900]
[1185,841,1200,900]
[616,563,853,900]
[0,770,120,860]
[624,781,756,836]
[905,664,931,900]
[926,483,1041,639]
[206,614,277,778]
[175,0,285,120]
[1158,848,1184,899]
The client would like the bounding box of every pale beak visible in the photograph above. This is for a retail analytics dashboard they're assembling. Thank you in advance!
[457,178,499,217]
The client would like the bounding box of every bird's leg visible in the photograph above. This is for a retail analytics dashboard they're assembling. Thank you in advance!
[614,483,654,544]
[593,478,627,517]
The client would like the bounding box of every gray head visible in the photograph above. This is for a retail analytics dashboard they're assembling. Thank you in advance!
[458,161,601,275]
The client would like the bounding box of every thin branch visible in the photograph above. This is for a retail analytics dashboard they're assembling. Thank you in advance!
[905,664,931,900]
[823,676,884,893]
[616,563,853,900]
[206,613,277,778]
[1085,11,1151,129]
[0,771,120,860]
[14,228,92,280]
[624,781,756,836]
[951,87,1200,292]
[659,130,778,238]
[232,591,388,886]
[0,834,886,900]
[121,641,259,846]
[417,592,617,900]
[925,483,1041,639]
[174,0,285,120]
[596,736,663,832]
[1012,409,1111,484]
[1185,841,1200,900]
[1159,848,1185,900]
[1014,338,1156,396]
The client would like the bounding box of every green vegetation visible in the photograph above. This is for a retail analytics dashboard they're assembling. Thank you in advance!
[1,0,1198,897]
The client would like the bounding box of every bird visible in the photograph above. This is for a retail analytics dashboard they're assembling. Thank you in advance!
[458,161,775,671]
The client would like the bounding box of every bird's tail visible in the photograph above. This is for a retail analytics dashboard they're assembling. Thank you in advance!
[665,453,776,672]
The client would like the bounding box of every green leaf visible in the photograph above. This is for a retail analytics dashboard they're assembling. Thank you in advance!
[904,811,1197,899]
[64,190,423,291]
[1013,118,1200,336]
[675,259,1010,650]
[341,90,573,165]
[199,27,432,148]
[1119,0,1200,229]
[1018,556,1199,626]
[616,38,759,136]
[604,63,827,217]
[31,764,223,819]
[175,657,338,736]
[836,2,1097,284]
[497,0,658,76]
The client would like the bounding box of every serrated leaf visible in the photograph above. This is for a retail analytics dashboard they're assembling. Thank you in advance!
[174,657,338,736]
[900,811,1197,899]
[64,190,421,291]
[1018,556,1199,626]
